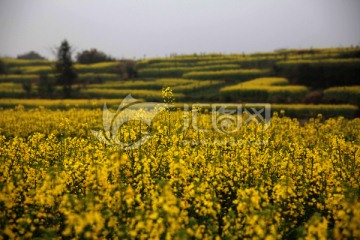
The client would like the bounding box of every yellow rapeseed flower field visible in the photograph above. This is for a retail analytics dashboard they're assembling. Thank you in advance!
[0,94,359,239]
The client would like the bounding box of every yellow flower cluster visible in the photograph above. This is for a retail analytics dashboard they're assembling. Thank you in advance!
[0,106,359,239]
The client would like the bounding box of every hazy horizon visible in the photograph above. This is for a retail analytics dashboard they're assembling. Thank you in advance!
[1,0,360,60]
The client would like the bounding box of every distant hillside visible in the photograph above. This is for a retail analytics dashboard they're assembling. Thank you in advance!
[0,47,359,106]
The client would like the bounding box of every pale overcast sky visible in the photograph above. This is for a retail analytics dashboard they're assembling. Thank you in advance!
[0,0,359,59]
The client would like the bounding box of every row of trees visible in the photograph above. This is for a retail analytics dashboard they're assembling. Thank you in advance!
[76,48,115,64]
[17,51,46,60]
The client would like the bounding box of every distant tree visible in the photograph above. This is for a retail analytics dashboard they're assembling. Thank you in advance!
[37,73,55,98]
[22,81,32,97]
[0,59,8,74]
[17,51,46,60]
[118,60,138,79]
[76,48,115,64]
[55,40,77,98]
[124,60,138,79]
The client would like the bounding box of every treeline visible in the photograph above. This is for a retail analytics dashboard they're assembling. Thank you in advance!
[274,59,360,88]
